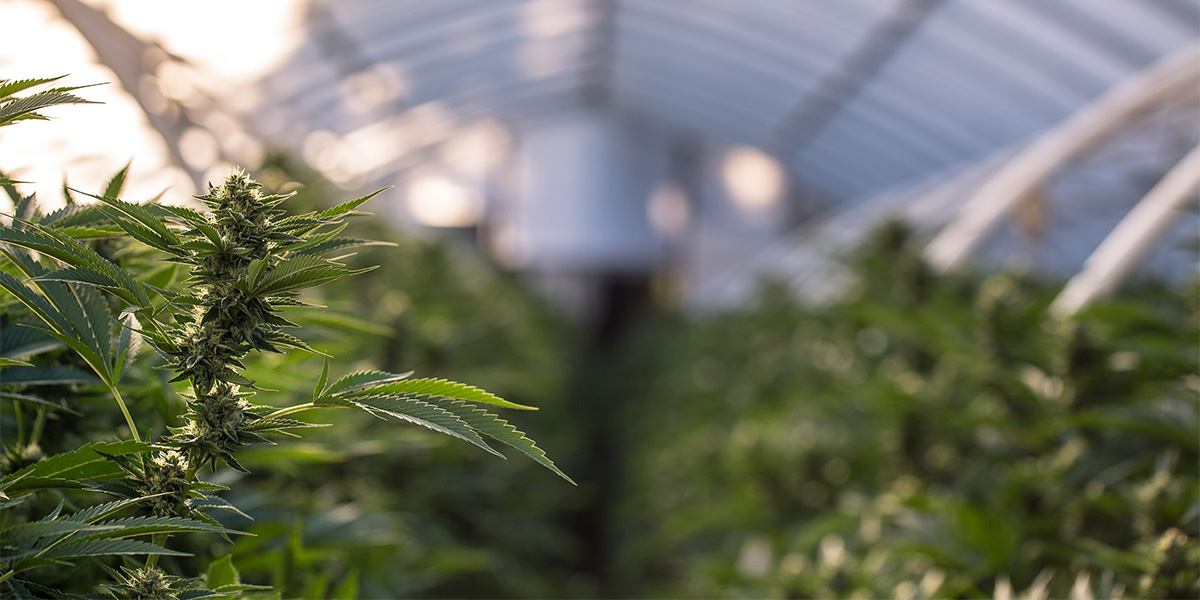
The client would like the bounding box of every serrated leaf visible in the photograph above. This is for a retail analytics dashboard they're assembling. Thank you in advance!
[40,203,110,228]
[188,495,251,520]
[207,555,240,589]
[61,497,144,524]
[32,265,143,307]
[0,76,67,100]
[292,236,392,257]
[0,220,151,308]
[353,378,536,410]
[1,520,116,543]
[0,441,155,496]
[80,515,246,540]
[76,190,180,255]
[102,164,130,198]
[333,393,501,457]
[0,391,80,414]
[432,398,575,484]
[317,187,389,220]
[260,330,326,356]
[0,323,62,358]
[322,370,413,397]
[0,272,72,336]
[40,204,106,227]
[0,364,99,386]
[40,537,189,560]
[248,255,351,298]
[154,204,209,227]
[0,91,98,126]
[314,359,329,401]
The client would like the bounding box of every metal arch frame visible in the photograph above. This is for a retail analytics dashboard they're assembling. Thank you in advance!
[924,40,1200,272]
[764,0,946,159]
[1050,142,1200,315]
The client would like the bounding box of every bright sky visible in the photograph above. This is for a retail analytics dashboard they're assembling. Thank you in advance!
[0,0,303,211]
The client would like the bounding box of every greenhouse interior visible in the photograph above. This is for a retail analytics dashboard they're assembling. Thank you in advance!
[0,0,1197,598]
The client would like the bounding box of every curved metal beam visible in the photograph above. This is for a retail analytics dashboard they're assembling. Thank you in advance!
[925,40,1200,272]
[1050,142,1200,316]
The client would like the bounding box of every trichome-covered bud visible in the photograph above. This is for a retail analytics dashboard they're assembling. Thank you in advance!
[136,450,192,518]
[100,565,204,600]
[170,383,264,472]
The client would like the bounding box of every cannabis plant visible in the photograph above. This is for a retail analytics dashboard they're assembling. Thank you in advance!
[0,77,569,598]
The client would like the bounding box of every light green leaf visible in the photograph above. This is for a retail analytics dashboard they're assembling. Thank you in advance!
[433,398,575,484]
[327,393,501,458]
[322,370,413,397]
[0,76,67,99]
[355,378,536,410]
[206,555,240,589]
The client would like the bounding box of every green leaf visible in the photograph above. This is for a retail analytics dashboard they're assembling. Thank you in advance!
[0,324,62,359]
[80,515,246,540]
[291,236,392,257]
[322,370,413,397]
[40,203,110,228]
[0,391,80,414]
[33,265,145,307]
[0,441,156,496]
[206,555,240,590]
[357,378,536,410]
[77,190,181,252]
[0,272,73,337]
[0,219,152,307]
[61,497,144,524]
[321,393,501,458]
[102,163,130,198]
[0,364,99,386]
[0,76,67,100]
[154,204,209,227]
[1,520,116,543]
[248,255,356,298]
[317,187,389,220]
[433,398,575,484]
[314,359,330,401]
[40,537,190,560]
[0,90,99,127]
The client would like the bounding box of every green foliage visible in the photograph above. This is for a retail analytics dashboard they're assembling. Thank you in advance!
[0,78,564,598]
[612,224,1198,598]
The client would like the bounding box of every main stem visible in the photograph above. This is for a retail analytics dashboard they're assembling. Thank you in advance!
[107,382,141,443]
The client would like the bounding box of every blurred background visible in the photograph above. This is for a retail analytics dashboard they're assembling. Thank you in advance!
[2,0,1198,597]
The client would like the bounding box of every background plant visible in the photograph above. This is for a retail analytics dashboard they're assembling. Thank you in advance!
[611,224,1198,598]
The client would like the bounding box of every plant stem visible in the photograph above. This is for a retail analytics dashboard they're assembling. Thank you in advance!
[30,408,46,446]
[107,383,141,443]
[12,399,23,448]
[264,402,318,420]
[146,534,167,569]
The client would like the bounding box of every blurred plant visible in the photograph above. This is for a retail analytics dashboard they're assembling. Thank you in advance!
[614,223,1198,599]
[0,78,568,599]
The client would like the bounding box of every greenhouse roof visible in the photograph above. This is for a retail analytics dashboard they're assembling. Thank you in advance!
[256,0,1200,201]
